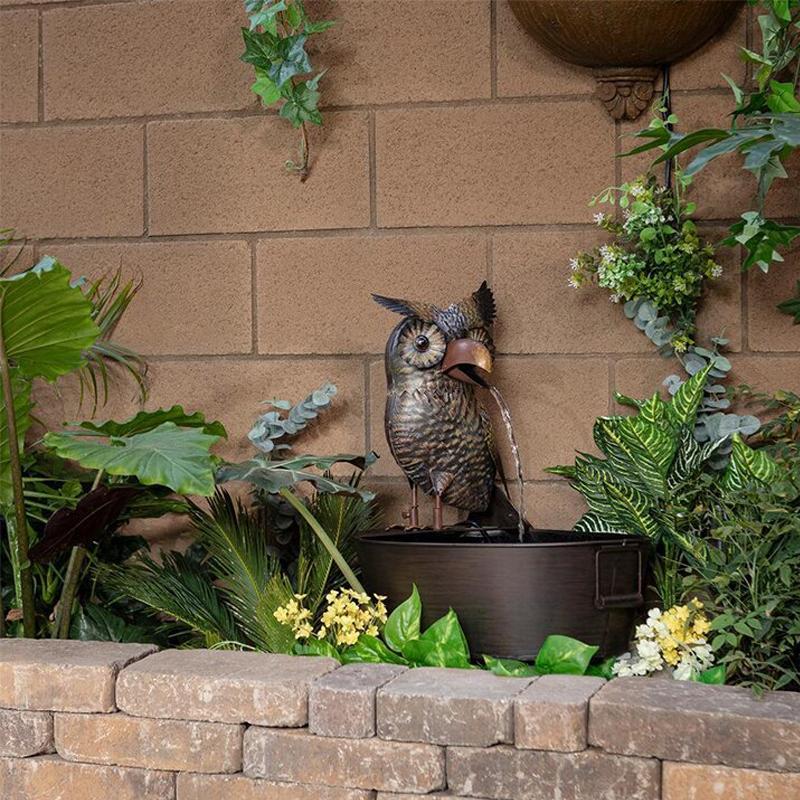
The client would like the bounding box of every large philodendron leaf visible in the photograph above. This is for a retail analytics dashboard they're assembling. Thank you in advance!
[0,258,99,381]
[0,371,33,506]
[217,452,378,501]
[720,434,780,492]
[43,422,222,496]
[76,406,227,438]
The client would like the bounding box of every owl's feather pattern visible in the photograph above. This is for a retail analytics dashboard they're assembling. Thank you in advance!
[378,282,498,513]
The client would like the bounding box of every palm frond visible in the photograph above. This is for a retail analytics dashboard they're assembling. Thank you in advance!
[99,550,240,648]
[297,485,379,611]
[188,489,293,653]
[78,271,148,415]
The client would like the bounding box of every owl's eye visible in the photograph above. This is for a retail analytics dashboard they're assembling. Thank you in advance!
[414,335,430,352]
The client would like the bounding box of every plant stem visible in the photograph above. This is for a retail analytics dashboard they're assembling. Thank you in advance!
[53,470,104,639]
[279,487,366,595]
[0,294,35,637]
[298,122,310,182]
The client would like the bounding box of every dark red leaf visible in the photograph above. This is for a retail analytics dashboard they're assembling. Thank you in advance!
[29,486,140,563]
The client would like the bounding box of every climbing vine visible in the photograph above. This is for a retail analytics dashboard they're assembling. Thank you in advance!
[241,0,335,180]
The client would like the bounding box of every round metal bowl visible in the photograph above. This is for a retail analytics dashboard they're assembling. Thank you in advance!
[357,528,648,660]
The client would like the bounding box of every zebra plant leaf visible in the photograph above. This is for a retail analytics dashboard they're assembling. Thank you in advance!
[720,434,780,492]
[573,511,624,533]
[669,364,713,427]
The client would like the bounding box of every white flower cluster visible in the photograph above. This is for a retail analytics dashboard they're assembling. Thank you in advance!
[613,604,714,681]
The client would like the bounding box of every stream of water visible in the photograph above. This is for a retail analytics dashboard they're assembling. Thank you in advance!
[487,386,527,541]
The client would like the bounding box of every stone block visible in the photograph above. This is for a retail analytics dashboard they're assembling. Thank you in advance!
[662,761,800,800]
[118,648,338,726]
[0,9,38,122]
[45,241,254,356]
[256,233,488,355]
[0,756,174,800]
[310,662,407,738]
[148,113,370,235]
[447,745,660,800]
[0,125,144,238]
[514,674,605,752]
[320,0,490,105]
[43,0,251,119]
[375,101,615,227]
[177,772,374,800]
[589,677,800,771]
[376,667,532,746]
[244,728,445,793]
[0,639,157,713]
[0,709,53,757]
[55,712,242,773]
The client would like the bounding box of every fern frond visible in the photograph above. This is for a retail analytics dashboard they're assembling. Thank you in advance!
[188,489,290,653]
[99,550,240,648]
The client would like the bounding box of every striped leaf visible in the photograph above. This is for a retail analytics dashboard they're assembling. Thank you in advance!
[669,364,713,427]
[574,511,625,534]
[639,392,669,426]
[668,428,728,490]
[596,416,675,497]
[720,434,780,492]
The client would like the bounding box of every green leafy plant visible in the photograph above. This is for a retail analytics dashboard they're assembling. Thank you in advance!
[240,0,335,180]
[35,406,224,638]
[284,584,613,678]
[624,1,800,308]
[0,259,99,635]
[570,174,722,352]
[101,485,377,650]
[778,280,800,323]
[682,485,800,693]
[547,365,780,607]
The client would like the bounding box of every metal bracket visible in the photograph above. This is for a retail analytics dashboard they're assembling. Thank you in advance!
[594,544,644,610]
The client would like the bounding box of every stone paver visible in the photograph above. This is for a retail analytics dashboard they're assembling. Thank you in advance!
[447,745,660,800]
[310,663,407,739]
[117,648,338,726]
[376,667,532,746]
[55,712,242,773]
[589,677,800,772]
[515,674,605,752]
[0,640,157,713]
[0,710,53,757]
[0,755,174,800]
[176,772,374,800]
[662,761,800,800]
[244,728,445,794]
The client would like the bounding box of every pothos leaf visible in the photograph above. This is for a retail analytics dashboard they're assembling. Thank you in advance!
[534,635,598,675]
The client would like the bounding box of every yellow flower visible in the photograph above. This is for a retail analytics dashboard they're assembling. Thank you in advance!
[294,622,313,640]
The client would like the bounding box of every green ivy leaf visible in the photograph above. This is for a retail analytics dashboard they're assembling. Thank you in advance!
[383,584,421,653]
[534,635,598,675]
[401,608,471,668]
[767,80,800,113]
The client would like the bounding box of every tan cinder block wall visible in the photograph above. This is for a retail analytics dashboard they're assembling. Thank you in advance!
[1,0,798,535]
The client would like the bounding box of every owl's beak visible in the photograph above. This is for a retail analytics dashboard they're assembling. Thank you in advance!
[441,339,493,387]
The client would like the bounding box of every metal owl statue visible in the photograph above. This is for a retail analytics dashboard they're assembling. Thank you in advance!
[373,281,512,531]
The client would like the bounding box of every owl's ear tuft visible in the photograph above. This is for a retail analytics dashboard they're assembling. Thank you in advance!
[472,281,496,325]
[372,294,437,321]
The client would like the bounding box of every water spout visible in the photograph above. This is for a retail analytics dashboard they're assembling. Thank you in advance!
[487,386,527,541]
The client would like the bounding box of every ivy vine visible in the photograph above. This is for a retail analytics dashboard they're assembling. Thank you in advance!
[241,0,335,180]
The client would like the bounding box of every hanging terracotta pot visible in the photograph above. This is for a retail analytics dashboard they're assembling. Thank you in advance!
[508,0,742,120]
